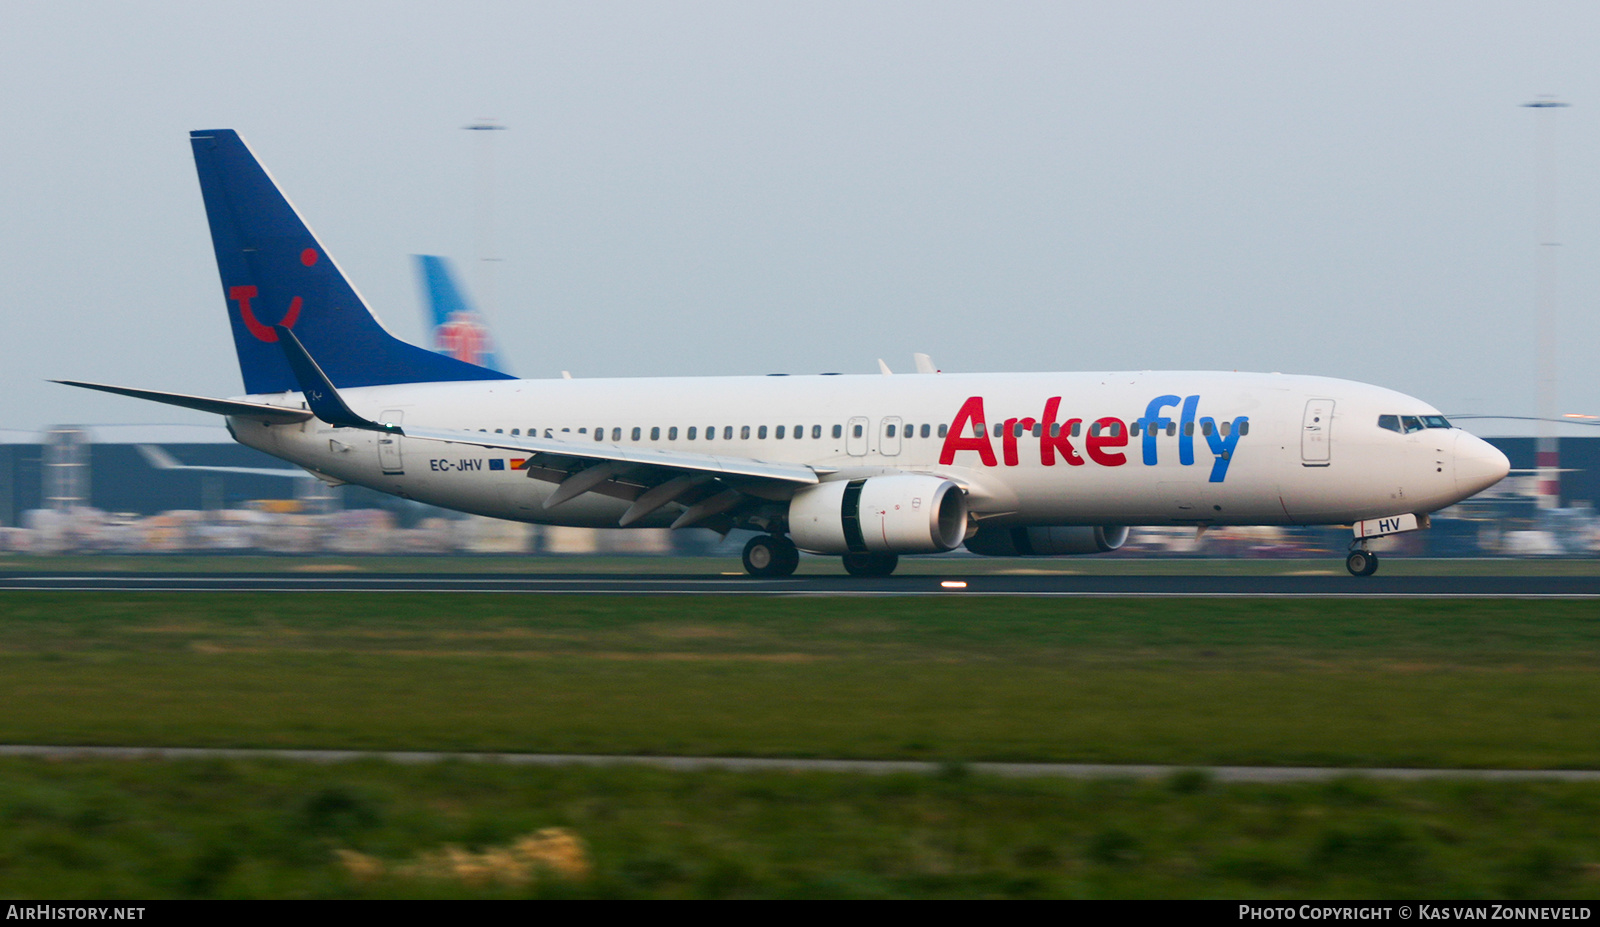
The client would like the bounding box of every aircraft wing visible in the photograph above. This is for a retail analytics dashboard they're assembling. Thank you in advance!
[402,424,825,528]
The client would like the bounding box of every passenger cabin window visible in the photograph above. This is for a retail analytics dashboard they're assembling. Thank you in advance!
[832,425,842,439]
[594,428,603,441]
[631,427,641,441]
[668,427,678,440]
[758,425,768,439]
[775,425,785,439]
[1239,421,1250,435]
[725,426,734,440]
[853,424,863,438]
[687,426,697,440]
[1200,421,1213,437]
[650,427,660,440]
[612,427,622,441]
[887,424,897,438]
[741,426,751,440]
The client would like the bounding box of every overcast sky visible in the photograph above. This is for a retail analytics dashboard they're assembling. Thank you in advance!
[5,1,1599,437]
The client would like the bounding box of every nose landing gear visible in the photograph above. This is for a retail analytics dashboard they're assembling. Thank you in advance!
[1346,543,1379,577]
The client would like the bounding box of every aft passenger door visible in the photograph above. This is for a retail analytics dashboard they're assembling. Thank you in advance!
[1301,399,1333,467]
[378,410,404,474]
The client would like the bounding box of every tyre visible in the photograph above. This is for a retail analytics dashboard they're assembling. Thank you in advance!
[1346,550,1373,577]
[743,535,799,577]
[842,552,899,577]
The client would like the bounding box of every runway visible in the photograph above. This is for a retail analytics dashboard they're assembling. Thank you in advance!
[0,744,1595,783]
[1,569,1598,596]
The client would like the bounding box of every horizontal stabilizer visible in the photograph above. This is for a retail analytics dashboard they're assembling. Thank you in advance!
[52,380,313,424]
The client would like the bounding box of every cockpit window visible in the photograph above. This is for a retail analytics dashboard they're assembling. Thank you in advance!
[1381,413,1452,434]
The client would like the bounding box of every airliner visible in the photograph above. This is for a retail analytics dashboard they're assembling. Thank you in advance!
[58,130,1509,577]
[414,254,511,375]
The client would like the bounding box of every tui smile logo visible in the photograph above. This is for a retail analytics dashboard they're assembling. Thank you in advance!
[228,248,318,342]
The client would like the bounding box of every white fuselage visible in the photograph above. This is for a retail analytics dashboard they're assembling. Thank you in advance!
[226,369,1508,531]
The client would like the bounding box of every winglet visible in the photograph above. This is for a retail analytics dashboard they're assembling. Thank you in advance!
[274,326,403,434]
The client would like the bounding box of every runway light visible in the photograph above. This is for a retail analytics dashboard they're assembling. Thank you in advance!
[940,580,968,589]
[1563,413,1598,420]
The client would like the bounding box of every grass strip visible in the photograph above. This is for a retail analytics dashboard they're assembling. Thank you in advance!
[0,594,1595,768]
[0,757,1597,898]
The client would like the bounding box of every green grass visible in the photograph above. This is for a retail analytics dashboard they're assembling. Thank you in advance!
[0,594,1597,768]
[0,758,1598,898]
[2,592,1600,897]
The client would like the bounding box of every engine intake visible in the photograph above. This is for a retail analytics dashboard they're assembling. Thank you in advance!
[965,524,1129,557]
[789,475,968,555]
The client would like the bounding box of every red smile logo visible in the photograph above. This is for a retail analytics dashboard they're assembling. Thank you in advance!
[228,248,318,342]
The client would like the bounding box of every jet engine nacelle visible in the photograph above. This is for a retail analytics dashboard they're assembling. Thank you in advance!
[789,475,968,555]
[964,524,1130,557]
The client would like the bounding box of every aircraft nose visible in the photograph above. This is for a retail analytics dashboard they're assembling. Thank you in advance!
[1454,432,1510,498]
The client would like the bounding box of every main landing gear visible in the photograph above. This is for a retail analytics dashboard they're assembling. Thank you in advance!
[742,534,800,577]
[842,552,899,577]
[1346,544,1379,577]
[738,535,900,578]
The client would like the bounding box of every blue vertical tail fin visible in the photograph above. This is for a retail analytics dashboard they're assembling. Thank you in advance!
[413,255,512,375]
[190,130,516,394]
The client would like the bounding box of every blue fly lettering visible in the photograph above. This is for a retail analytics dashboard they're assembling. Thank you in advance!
[1201,416,1248,483]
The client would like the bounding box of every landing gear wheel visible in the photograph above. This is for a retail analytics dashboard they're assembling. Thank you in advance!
[743,535,799,577]
[1345,550,1379,577]
[842,552,899,577]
